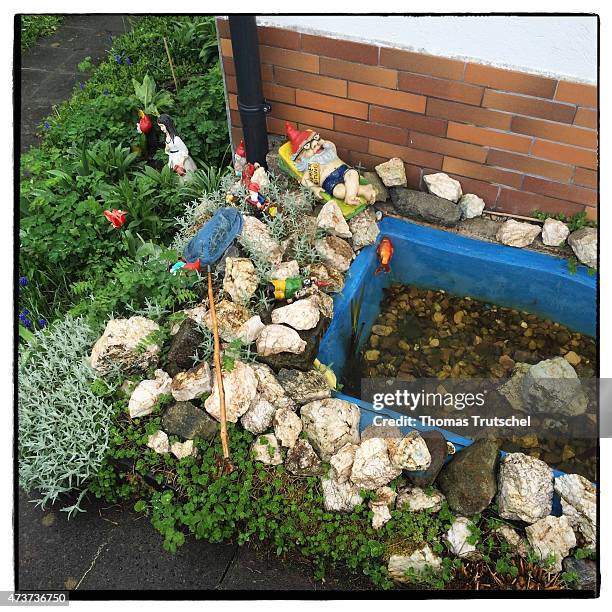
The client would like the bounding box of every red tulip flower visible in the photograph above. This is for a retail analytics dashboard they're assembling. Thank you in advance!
[104,209,127,229]
[137,110,152,135]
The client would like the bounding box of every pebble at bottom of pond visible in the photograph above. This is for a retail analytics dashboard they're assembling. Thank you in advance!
[354,283,597,481]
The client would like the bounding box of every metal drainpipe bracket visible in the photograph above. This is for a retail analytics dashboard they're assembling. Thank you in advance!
[237,99,272,114]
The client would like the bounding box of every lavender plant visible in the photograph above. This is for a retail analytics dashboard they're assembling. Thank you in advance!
[18,316,114,515]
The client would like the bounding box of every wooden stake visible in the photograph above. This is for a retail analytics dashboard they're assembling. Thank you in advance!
[207,267,230,460]
[163,36,179,93]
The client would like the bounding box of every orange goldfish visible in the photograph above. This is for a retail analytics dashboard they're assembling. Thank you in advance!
[375,237,393,275]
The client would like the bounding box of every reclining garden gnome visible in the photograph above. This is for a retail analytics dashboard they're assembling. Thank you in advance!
[284,121,376,208]
[157,113,197,180]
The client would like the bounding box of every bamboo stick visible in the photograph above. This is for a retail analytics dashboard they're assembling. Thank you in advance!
[207,267,230,460]
[163,36,179,93]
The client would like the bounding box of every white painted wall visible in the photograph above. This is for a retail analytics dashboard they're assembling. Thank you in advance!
[256,15,597,84]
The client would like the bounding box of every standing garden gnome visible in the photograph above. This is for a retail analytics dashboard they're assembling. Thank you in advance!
[157,113,197,180]
[285,121,376,206]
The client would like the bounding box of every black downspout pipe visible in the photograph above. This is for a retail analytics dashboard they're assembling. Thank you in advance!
[228,16,270,168]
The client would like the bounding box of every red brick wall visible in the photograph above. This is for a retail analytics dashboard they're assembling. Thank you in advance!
[216,19,598,220]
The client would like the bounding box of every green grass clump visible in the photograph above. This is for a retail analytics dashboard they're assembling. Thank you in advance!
[21,15,63,49]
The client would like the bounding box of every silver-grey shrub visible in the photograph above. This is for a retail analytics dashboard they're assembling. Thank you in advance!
[18,315,113,514]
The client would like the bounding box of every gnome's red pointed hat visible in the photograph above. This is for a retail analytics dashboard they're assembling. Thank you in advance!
[286,121,316,160]
[235,140,246,158]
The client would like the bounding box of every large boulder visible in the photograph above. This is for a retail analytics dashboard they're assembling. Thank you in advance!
[240,397,277,434]
[301,398,360,461]
[525,515,576,573]
[162,401,217,440]
[277,368,331,405]
[348,208,380,251]
[406,430,448,487]
[170,363,212,402]
[320,475,363,512]
[256,324,307,356]
[316,199,352,239]
[522,357,588,417]
[568,227,597,269]
[437,439,500,516]
[128,369,172,418]
[204,361,258,423]
[271,298,320,331]
[223,257,258,304]
[541,217,570,246]
[164,318,204,377]
[239,215,283,266]
[314,235,354,272]
[496,219,541,247]
[285,439,322,476]
[390,187,461,227]
[497,452,553,523]
[350,437,402,490]
[554,473,596,549]
[90,316,160,375]
[375,157,407,187]
[423,172,462,202]
[387,546,441,584]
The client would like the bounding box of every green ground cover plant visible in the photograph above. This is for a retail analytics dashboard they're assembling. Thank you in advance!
[20,15,63,49]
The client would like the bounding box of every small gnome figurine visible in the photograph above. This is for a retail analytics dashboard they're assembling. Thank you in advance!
[233,140,247,177]
[246,182,277,217]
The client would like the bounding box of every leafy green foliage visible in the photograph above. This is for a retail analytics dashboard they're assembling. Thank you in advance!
[533,209,597,231]
[132,74,174,116]
[21,15,63,49]
[18,316,114,514]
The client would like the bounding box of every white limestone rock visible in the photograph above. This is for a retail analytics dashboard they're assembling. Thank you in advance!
[129,369,172,418]
[568,227,597,269]
[170,363,211,402]
[424,172,462,202]
[387,431,431,471]
[223,257,258,304]
[316,199,352,239]
[369,486,397,530]
[240,397,277,434]
[270,260,300,281]
[497,452,553,523]
[314,235,354,272]
[308,292,334,320]
[350,437,402,490]
[252,433,283,465]
[388,546,441,584]
[204,361,258,423]
[147,430,169,454]
[525,515,577,573]
[541,217,570,246]
[256,324,307,356]
[496,219,541,248]
[375,157,407,187]
[273,407,302,448]
[203,300,252,342]
[170,304,207,335]
[446,517,479,559]
[522,356,588,417]
[494,525,530,558]
[90,316,160,375]
[329,442,359,483]
[239,215,283,266]
[252,362,296,412]
[554,473,596,549]
[305,262,345,293]
[397,486,445,513]
[349,208,380,251]
[321,475,363,512]
[271,298,320,331]
[301,398,360,461]
[236,315,265,344]
[170,439,196,460]
[458,193,485,219]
